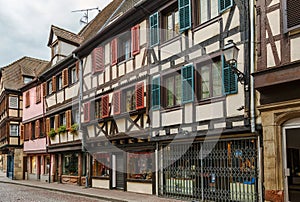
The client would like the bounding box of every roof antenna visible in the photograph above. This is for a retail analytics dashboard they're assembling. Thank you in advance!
[72,7,101,25]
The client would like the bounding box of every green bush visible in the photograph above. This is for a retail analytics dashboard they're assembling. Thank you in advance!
[57,125,67,134]
[69,123,79,135]
[48,128,57,138]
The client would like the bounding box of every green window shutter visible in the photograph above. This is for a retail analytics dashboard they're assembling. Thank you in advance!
[149,12,159,47]
[219,0,233,13]
[151,77,160,110]
[178,0,191,32]
[222,56,237,95]
[181,64,194,104]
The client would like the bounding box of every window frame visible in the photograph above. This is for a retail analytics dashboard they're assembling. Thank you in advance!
[70,65,78,84]
[163,71,182,108]
[47,80,53,95]
[123,87,136,113]
[57,74,63,91]
[118,32,132,63]
[161,4,180,42]
[283,0,300,33]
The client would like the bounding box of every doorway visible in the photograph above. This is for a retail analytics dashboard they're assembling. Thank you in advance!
[112,153,125,190]
[7,155,14,179]
[283,126,300,201]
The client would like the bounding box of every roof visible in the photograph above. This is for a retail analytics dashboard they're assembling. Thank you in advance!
[79,0,124,42]
[1,57,49,90]
[47,25,84,47]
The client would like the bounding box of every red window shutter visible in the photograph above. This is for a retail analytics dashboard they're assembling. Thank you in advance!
[92,46,104,73]
[62,68,69,87]
[35,120,40,138]
[136,82,144,109]
[36,85,41,103]
[52,76,57,93]
[113,91,121,115]
[102,95,110,118]
[83,102,90,122]
[131,25,140,56]
[42,83,47,97]
[111,38,118,66]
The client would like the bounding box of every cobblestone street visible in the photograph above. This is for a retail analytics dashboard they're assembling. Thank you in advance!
[0,183,107,202]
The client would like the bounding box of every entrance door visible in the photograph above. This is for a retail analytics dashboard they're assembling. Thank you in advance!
[283,127,300,201]
[116,153,125,189]
[7,155,14,179]
[37,156,41,180]
[23,157,27,180]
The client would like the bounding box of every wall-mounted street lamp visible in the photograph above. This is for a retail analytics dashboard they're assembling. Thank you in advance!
[223,40,246,85]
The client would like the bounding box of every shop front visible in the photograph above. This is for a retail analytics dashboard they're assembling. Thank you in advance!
[159,137,258,201]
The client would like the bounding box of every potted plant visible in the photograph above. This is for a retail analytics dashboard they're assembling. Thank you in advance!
[48,128,57,138]
[69,123,79,135]
[57,125,67,134]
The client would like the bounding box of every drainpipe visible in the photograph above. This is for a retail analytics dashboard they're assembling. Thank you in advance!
[249,0,263,201]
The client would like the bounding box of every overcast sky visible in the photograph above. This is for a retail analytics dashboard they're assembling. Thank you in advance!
[0,0,112,67]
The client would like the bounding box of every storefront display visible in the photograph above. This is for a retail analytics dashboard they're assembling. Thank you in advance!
[127,152,153,181]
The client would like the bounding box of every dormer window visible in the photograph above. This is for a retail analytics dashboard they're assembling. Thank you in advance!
[24,76,33,84]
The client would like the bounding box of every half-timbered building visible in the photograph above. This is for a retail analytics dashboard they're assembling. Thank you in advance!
[73,0,259,200]
[254,0,300,201]
[0,57,48,180]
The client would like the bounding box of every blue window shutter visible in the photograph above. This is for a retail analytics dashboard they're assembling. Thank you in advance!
[222,56,237,95]
[219,0,233,13]
[149,12,159,47]
[182,64,194,103]
[178,0,191,32]
[151,77,160,110]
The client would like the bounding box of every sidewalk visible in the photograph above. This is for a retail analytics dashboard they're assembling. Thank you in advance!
[0,171,183,202]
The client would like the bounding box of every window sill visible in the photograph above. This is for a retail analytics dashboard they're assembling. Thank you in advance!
[193,15,221,32]
[195,96,225,106]
[160,35,181,48]
[161,105,183,113]
[117,57,133,66]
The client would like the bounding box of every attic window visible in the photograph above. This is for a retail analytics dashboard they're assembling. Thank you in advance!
[24,76,33,84]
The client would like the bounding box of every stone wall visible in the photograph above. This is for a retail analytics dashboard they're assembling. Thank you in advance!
[13,149,23,180]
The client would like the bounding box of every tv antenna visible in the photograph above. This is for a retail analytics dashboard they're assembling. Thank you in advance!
[72,7,101,25]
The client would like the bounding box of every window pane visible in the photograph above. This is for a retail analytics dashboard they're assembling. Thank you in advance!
[93,153,110,177]
[200,0,208,23]
[63,153,78,176]
[175,74,182,105]
[211,0,219,19]
[126,89,135,112]
[174,10,180,35]
[166,13,173,41]
[45,156,50,174]
[31,156,36,174]
[201,66,210,99]
[166,77,174,107]
[212,61,222,97]
[127,152,153,180]
[10,125,19,136]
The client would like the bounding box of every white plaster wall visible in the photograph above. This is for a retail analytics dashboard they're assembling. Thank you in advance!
[226,86,244,117]
[46,95,56,108]
[184,103,193,124]
[267,10,281,37]
[105,67,110,82]
[105,43,110,65]
[205,42,220,54]
[116,119,126,133]
[135,48,145,68]
[127,182,152,195]
[65,84,79,100]
[56,91,64,104]
[140,20,147,45]
[87,125,95,138]
[194,22,219,44]
[161,40,181,61]
[162,110,182,126]
[152,110,160,128]
[112,65,117,80]
[290,37,300,62]
[196,102,223,122]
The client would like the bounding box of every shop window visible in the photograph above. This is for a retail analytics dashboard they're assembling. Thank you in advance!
[162,7,179,41]
[93,153,110,178]
[63,153,78,176]
[164,73,182,107]
[30,156,36,174]
[44,156,50,174]
[127,152,153,181]
[10,125,19,137]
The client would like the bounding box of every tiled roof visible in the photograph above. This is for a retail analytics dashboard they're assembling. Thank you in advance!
[107,0,141,23]
[1,57,48,90]
[47,25,84,46]
[79,0,124,42]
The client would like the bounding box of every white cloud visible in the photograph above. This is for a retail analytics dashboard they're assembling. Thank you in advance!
[0,0,112,67]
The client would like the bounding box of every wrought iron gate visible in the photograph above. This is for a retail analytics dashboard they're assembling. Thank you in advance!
[160,138,258,201]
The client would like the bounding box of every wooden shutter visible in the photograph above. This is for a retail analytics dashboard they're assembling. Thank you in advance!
[113,91,121,115]
[178,0,191,32]
[83,102,90,122]
[20,124,24,140]
[181,64,194,103]
[35,120,40,138]
[136,82,144,109]
[62,68,69,87]
[54,115,59,130]
[46,118,50,135]
[111,38,118,66]
[52,76,57,93]
[36,85,41,103]
[25,91,30,108]
[92,46,104,73]
[29,122,32,140]
[66,110,72,129]
[149,12,159,47]
[24,124,29,140]
[131,25,140,56]
[222,58,237,95]
[102,95,110,118]
[151,77,160,110]
[219,0,233,13]
[42,83,47,97]
[76,61,79,77]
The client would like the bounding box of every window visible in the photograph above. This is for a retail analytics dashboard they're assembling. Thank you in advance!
[60,113,66,126]
[150,12,159,46]
[72,109,79,124]
[71,66,78,84]
[57,74,63,91]
[219,0,233,13]
[44,156,50,175]
[95,99,102,119]
[24,76,33,84]
[284,0,300,32]
[63,153,78,176]
[50,116,55,130]
[164,74,182,107]
[197,0,218,25]
[151,77,160,110]
[92,46,105,73]
[197,60,222,100]
[163,8,179,41]
[9,96,18,109]
[47,80,53,95]
[124,87,136,112]
[10,125,19,136]
[93,153,110,178]
[127,152,153,181]
[118,32,131,63]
